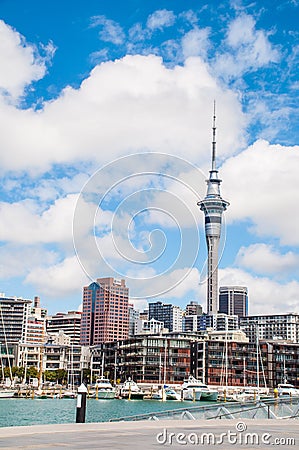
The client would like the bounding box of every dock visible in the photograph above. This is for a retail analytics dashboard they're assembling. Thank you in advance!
[0,419,298,449]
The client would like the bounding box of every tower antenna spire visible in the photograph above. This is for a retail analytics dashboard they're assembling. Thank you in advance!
[212,100,216,171]
[197,102,229,315]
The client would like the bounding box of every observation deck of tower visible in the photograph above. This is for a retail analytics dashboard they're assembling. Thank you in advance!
[197,105,229,315]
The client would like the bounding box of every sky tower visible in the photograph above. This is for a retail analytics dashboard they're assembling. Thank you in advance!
[198,105,229,315]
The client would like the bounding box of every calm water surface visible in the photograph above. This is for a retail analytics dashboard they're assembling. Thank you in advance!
[0,398,206,428]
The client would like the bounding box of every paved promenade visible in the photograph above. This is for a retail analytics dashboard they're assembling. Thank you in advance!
[0,420,298,449]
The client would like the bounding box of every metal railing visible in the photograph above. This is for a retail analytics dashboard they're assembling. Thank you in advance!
[109,397,299,422]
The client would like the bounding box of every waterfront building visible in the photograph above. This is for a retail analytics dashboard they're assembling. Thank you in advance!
[197,107,229,315]
[42,344,90,385]
[265,341,299,388]
[190,338,299,389]
[240,313,299,343]
[46,310,82,345]
[148,301,183,332]
[90,332,197,384]
[80,277,129,345]
[219,286,248,317]
[17,343,42,373]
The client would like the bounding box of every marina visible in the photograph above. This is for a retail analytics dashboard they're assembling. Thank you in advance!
[0,397,212,428]
[2,396,298,429]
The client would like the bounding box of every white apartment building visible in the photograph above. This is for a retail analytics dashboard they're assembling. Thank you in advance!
[240,313,299,343]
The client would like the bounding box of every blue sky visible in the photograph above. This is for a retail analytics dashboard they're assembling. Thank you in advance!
[0,0,298,315]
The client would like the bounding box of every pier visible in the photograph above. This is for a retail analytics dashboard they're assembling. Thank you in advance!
[0,419,298,449]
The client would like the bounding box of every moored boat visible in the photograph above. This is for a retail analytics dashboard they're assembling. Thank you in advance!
[181,376,218,401]
[278,383,299,397]
[94,376,116,399]
[61,389,77,399]
[119,378,145,399]
[0,389,17,398]
[165,387,180,401]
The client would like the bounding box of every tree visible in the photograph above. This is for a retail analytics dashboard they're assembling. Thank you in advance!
[27,366,38,379]
[44,370,57,382]
[56,369,67,384]
[82,368,91,383]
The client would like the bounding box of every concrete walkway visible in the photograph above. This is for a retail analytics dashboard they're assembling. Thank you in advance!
[0,419,298,449]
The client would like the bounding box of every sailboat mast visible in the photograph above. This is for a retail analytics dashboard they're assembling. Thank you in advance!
[225,318,228,390]
[0,304,13,383]
[101,351,105,378]
[163,339,167,385]
[256,326,260,392]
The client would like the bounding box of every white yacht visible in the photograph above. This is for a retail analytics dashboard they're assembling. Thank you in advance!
[94,376,116,399]
[0,389,16,398]
[181,376,218,401]
[119,378,145,399]
[165,387,180,401]
[278,383,299,397]
[232,389,259,403]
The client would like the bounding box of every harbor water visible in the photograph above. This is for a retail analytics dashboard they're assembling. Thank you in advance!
[0,398,211,428]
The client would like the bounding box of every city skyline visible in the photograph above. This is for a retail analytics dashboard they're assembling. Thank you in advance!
[0,1,298,316]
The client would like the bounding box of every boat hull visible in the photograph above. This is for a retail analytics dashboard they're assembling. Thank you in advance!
[183,389,202,401]
[97,390,115,399]
[200,391,218,401]
[0,390,16,398]
[121,392,145,400]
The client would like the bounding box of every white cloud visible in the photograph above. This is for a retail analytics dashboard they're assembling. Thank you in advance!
[0,54,244,173]
[127,266,201,300]
[25,256,89,297]
[181,28,210,60]
[146,10,176,31]
[0,20,53,101]
[216,13,280,79]
[222,139,299,246]
[90,16,125,45]
[0,194,93,246]
[128,23,149,43]
[0,244,58,279]
[236,244,299,276]
[219,267,299,315]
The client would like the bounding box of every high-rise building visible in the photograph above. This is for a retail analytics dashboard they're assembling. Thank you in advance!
[0,293,31,344]
[128,304,139,337]
[219,286,248,318]
[46,310,82,345]
[185,301,203,316]
[198,107,229,315]
[148,301,183,332]
[26,296,48,345]
[80,277,129,345]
